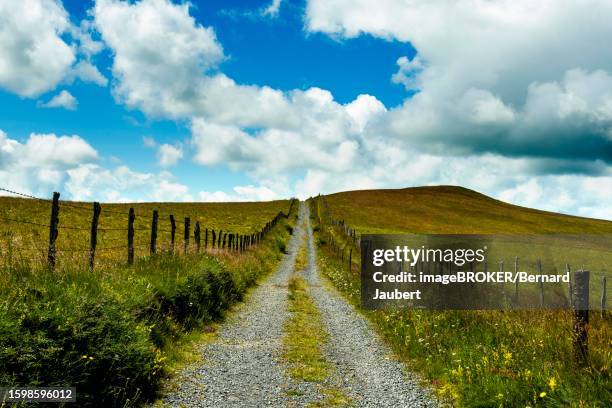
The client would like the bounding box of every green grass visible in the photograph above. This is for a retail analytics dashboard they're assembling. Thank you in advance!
[0,196,291,269]
[310,187,612,407]
[0,198,296,407]
[282,230,351,407]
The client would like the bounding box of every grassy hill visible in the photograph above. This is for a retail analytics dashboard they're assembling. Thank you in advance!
[323,185,612,234]
[310,188,612,407]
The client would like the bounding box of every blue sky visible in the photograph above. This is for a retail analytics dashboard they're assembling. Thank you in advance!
[0,0,611,219]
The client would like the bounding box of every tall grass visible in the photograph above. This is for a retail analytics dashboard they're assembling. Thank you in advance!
[0,203,294,407]
[310,193,612,407]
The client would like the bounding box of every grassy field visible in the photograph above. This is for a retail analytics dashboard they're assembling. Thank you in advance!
[0,196,296,407]
[0,196,291,269]
[310,186,611,407]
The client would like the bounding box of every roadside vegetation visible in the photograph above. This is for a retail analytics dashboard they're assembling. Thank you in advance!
[0,198,295,407]
[310,188,611,407]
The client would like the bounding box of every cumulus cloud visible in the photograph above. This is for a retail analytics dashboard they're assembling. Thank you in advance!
[157,143,183,167]
[0,0,75,97]
[39,90,78,110]
[85,0,612,218]
[198,184,280,202]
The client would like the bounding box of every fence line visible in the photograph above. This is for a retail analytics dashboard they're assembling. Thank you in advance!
[1,187,296,271]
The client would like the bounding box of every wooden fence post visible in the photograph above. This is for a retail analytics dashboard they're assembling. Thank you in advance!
[89,202,101,271]
[602,276,607,318]
[47,192,60,270]
[150,210,158,255]
[573,270,590,365]
[211,229,216,248]
[228,233,233,250]
[205,228,208,250]
[567,264,573,305]
[514,256,519,304]
[349,248,352,272]
[169,215,176,253]
[222,232,227,249]
[128,208,135,264]
[218,229,223,248]
[194,221,201,253]
[184,217,190,254]
[537,259,544,307]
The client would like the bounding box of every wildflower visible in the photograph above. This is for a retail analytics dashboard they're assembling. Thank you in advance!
[548,377,557,391]
[539,391,547,398]
[504,351,512,361]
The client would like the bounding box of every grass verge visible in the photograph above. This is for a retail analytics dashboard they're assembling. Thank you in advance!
[0,213,294,407]
[311,198,611,407]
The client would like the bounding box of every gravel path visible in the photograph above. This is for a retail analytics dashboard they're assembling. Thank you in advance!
[302,205,438,407]
[160,202,437,407]
[161,204,307,408]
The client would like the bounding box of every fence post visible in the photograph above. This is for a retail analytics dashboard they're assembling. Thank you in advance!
[128,208,135,264]
[194,221,201,253]
[88,202,101,271]
[222,232,227,249]
[349,248,352,272]
[184,217,190,254]
[212,229,216,248]
[573,270,589,365]
[150,210,158,255]
[567,264,572,305]
[205,228,208,250]
[229,233,233,250]
[218,229,223,248]
[169,215,176,253]
[537,259,544,308]
[602,276,607,318]
[47,192,60,270]
[514,256,519,304]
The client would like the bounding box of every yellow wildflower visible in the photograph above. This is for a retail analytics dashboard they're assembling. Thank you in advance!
[539,391,547,398]
[548,377,557,391]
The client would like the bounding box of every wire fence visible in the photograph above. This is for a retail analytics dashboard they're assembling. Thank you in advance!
[0,187,296,270]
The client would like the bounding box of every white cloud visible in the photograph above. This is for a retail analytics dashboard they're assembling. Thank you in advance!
[157,143,183,167]
[70,61,108,87]
[263,0,283,17]
[198,184,280,202]
[39,90,78,110]
[391,55,425,91]
[0,129,98,196]
[306,0,612,164]
[94,0,225,119]
[0,0,75,97]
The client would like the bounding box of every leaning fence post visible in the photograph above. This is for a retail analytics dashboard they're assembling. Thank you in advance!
[169,215,176,253]
[150,210,158,255]
[194,221,201,253]
[573,270,590,365]
[211,229,216,249]
[184,217,190,254]
[89,202,101,271]
[127,208,135,264]
[47,192,60,270]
